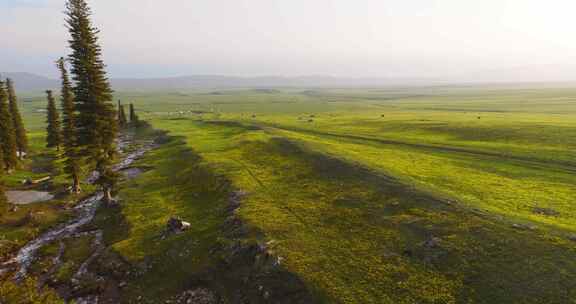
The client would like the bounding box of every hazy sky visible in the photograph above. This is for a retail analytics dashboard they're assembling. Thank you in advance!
[2,0,576,79]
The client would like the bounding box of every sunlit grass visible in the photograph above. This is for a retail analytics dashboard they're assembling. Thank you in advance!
[9,86,576,303]
[151,119,576,304]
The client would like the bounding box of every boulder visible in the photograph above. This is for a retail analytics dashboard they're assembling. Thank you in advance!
[512,223,537,231]
[532,207,560,217]
[9,204,18,212]
[166,217,191,234]
[423,236,441,249]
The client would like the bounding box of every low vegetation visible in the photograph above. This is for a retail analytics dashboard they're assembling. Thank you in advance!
[92,135,231,301]
[150,117,576,303]
[3,84,576,302]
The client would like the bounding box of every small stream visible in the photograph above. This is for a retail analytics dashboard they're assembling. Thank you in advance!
[10,192,104,280]
[0,138,156,282]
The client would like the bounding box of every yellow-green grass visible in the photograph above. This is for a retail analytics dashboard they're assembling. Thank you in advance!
[91,136,232,301]
[264,125,576,233]
[11,86,576,302]
[151,106,576,234]
[247,111,576,167]
[150,118,576,303]
[0,276,62,304]
[0,202,73,259]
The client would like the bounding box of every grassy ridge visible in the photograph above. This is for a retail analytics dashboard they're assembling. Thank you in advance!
[92,136,232,301]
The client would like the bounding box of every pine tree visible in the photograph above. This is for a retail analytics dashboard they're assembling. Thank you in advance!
[0,179,7,216]
[6,79,28,159]
[65,0,118,203]
[118,100,127,128]
[45,90,62,151]
[0,143,7,215]
[120,105,128,128]
[129,103,135,122]
[0,79,18,172]
[129,103,139,126]
[0,133,4,172]
[57,57,82,193]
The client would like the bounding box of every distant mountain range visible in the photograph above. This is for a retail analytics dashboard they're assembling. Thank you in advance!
[1,72,59,92]
[3,66,576,92]
[0,72,431,92]
[109,75,439,90]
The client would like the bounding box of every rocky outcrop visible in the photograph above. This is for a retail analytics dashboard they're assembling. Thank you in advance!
[205,190,317,304]
[167,288,219,304]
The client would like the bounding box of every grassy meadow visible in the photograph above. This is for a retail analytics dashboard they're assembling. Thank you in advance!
[5,85,576,303]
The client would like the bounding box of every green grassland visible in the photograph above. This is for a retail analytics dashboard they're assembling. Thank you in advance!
[149,118,576,303]
[5,85,576,303]
[135,87,576,233]
[97,135,233,300]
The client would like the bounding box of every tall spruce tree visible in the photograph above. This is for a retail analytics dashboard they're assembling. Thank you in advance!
[129,103,139,126]
[0,141,7,215]
[129,103,135,122]
[120,105,128,128]
[65,0,118,203]
[118,100,127,128]
[6,79,28,159]
[0,79,18,172]
[0,177,7,216]
[45,90,62,151]
[57,57,82,193]
[0,134,4,171]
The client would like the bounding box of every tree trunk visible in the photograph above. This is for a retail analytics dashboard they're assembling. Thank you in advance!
[71,175,81,194]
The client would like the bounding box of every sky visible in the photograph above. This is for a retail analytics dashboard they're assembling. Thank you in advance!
[2,0,576,79]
